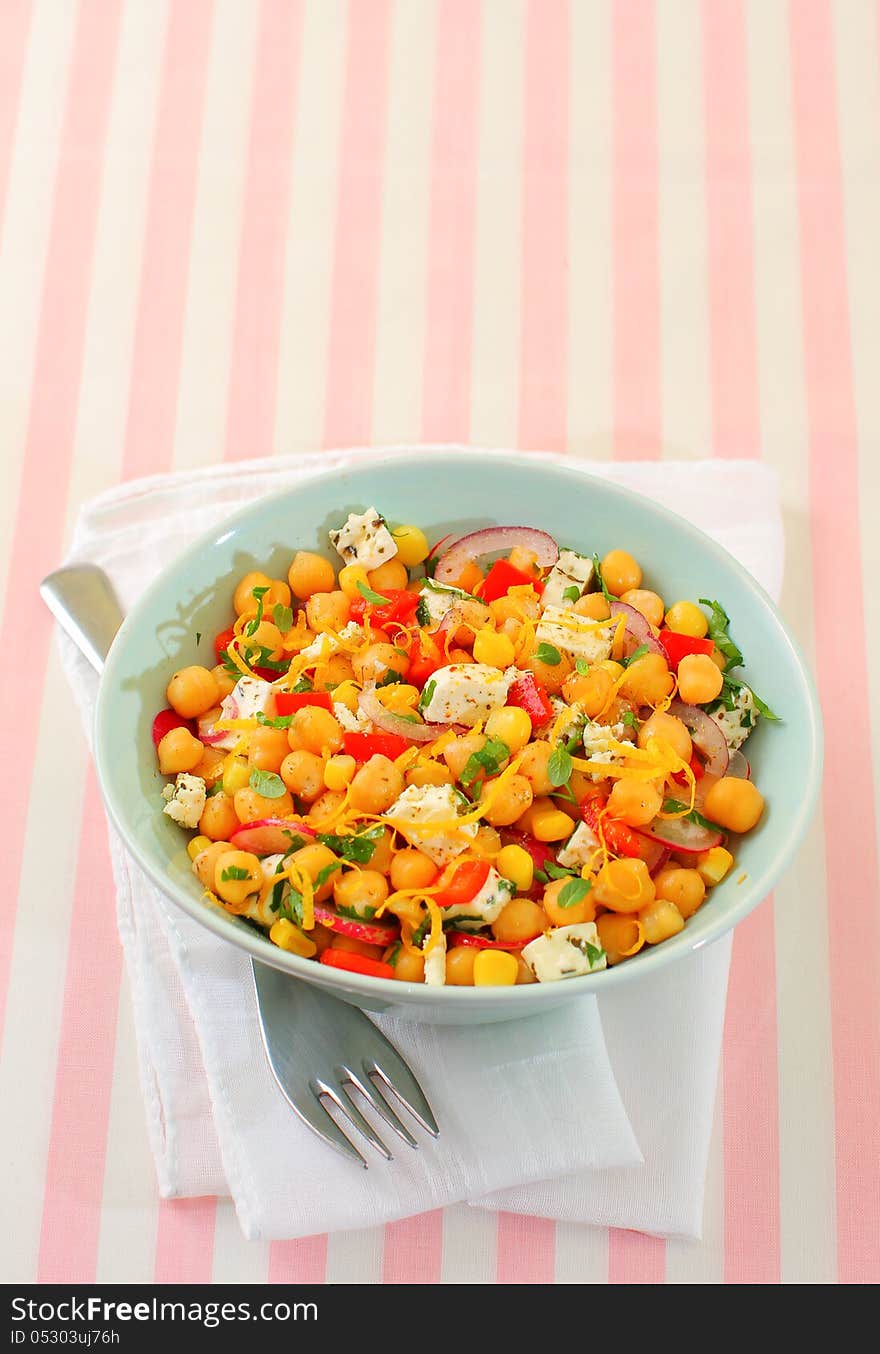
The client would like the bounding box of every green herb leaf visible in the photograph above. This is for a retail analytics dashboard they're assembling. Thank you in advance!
[385,939,402,968]
[335,901,377,921]
[585,941,604,967]
[534,868,549,884]
[558,876,593,909]
[547,742,573,787]
[314,861,343,888]
[720,674,780,722]
[411,914,431,949]
[622,643,649,668]
[535,642,562,666]
[281,829,307,851]
[460,736,510,789]
[195,632,202,645]
[279,890,304,926]
[575,657,591,676]
[562,585,581,604]
[291,676,313,694]
[357,580,393,607]
[418,678,437,711]
[698,598,744,670]
[377,669,404,687]
[205,781,224,797]
[316,826,384,864]
[220,865,250,882]
[621,709,639,729]
[272,603,293,632]
[544,861,579,880]
[245,585,270,637]
[592,553,614,603]
[255,710,295,729]
[416,596,430,627]
[661,798,726,832]
[248,769,288,799]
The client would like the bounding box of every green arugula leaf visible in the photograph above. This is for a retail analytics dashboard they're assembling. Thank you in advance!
[661,798,726,832]
[535,642,562,666]
[220,865,250,882]
[562,585,581,604]
[698,598,744,670]
[622,643,649,668]
[720,674,780,722]
[460,736,510,789]
[558,876,592,909]
[357,580,393,606]
[591,553,614,603]
[547,743,573,787]
[272,603,293,632]
[248,769,288,799]
[255,710,295,729]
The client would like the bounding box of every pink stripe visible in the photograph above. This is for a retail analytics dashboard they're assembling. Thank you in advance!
[37,775,123,1282]
[0,0,33,229]
[702,0,760,461]
[268,1237,328,1284]
[154,1199,217,1284]
[120,0,214,481]
[0,0,121,1040]
[382,1212,443,1283]
[789,0,880,1284]
[496,1213,556,1284]
[420,0,480,442]
[611,0,660,460]
[223,0,303,462]
[608,1230,666,1285]
[518,0,568,451]
[722,906,781,1283]
[321,0,392,448]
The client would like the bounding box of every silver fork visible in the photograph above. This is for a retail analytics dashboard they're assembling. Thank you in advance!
[40,563,440,1168]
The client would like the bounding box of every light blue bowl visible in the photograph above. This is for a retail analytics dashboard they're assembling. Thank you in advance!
[94,453,822,1024]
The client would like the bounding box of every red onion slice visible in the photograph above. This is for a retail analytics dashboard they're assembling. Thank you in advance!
[668,699,730,777]
[230,818,315,855]
[357,683,444,743]
[608,599,665,659]
[434,525,558,585]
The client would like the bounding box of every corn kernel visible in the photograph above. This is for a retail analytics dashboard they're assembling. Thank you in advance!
[473,949,519,986]
[390,524,430,567]
[664,600,709,638]
[222,754,251,796]
[472,626,516,668]
[331,679,360,713]
[338,564,371,600]
[695,845,734,887]
[324,753,357,792]
[187,834,212,861]
[531,808,576,842]
[269,918,318,958]
[495,843,534,894]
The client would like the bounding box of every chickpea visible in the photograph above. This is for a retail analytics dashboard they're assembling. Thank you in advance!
[478,774,532,827]
[248,726,290,773]
[287,706,344,756]
[664,600,708,638]
[166,665,220,719]
[472,825,502,857]
[337,564,370,600]
[593,857,655,913]
[246,620,284,655]
[445,945,477,986]
[279,750,325,802]
[484,705,532,754]
[367,559,409,593]
[491,898,546,945]
[192,745,226,785]
[406,761,454,789]
[490,592,541,627]
[198,790,240,841]
[367,827,395,874]
[233,785,295,822]
[211,664,237,699]
[573,593,611,621]
[288,551,336,601]
[451,598,492,649]
[618,652,675,706]
[233,571,272,615]
[390,849,438,892]
[702,776,765,833]
[332,868,389,918]
[638,897,685,945]
[348,755,405,814]
[677,653,724,705]
[515,795,556,836]
[543,876,595,927]
[306,590,351,634]
[157,726,204,775]
[607,778,663,828]
[522,649,572,696]
[596,913,644,965]
[654,866,706,919]
[213,849,262,909]
[288,842,339,901]
[315,653,356,689]
[638,710,692,762]
[390,525,430,568]
[390,948,426,982]
[620,589,664,627]
[515,955,537,984]
[443,732,487,782]
[192,840,232,890]
[308,790,347,824]
[562,665,614,718]
[601,549,642,596]
[352,642,409,686]
[518,741,555,794]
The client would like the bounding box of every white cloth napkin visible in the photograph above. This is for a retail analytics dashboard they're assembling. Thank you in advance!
[58,447,783,1242]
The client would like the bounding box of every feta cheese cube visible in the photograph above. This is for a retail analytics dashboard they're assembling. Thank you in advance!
[442,868,514,928]
[329,507,398,571]
[333,701,371,733]
[423,933,447,986]
[556,821,601,870]
[298,620,364,663]
[710,685,758,751]
[384,784,477,866]
[419,663,514,727]
[162,773,207,829]
[418,581,469,629]
[522,922,607,983]
[222,676,275,722]
[535,606,614,663]
[581,718,628,780]
[540,550,594,611]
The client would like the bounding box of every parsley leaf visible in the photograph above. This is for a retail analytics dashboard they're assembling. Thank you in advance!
[377,669,404,687]
[535,642,562,666]
[385,939,402,968]
[418,678,437,711]
[195,631,202,645]
[220,865,250,882]
[335,901,376,921]
[460,737,510,789]
[544,861,579,880]
[272,603,293,632]
[416,596,430,627]
[622,643,649,668]
[291,676,313,694]
[411,914,431,948]
[698,598,744,670]
[279,890,304,926]
[534,868,549,884]
[592,553,614,603]
[248,769,288,799]
[661,798,726,832]
[314,861,343,889]
[255,710,295,729]
[316,827,384,864]
[245,585,270,637]
[562,585,581,604]
[720,674,780,722]
[558,876,592,909]
[357,580,393,606]
[547,743,573,787]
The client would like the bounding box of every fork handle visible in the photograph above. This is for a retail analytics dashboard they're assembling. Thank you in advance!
[40,564,124,674]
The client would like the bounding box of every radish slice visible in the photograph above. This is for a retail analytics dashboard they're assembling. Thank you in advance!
[311,901,399,947]
[447,930,534,951]
[197,712,238,748]
[358,683,445,743]
[230,818,315,854]
[668,700,730,777]
[608,600,666,659]
[631,833,669,874]
[727,748,751,779]
[434,526,558,585]
[640,814,723,854]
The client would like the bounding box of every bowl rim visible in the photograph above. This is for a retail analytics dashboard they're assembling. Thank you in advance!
[94,449,824,1007]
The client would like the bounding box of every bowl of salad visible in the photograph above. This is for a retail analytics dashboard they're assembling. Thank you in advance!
[95,453,822,1024]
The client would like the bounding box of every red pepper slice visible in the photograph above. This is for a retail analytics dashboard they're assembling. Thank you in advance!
[407,633,443,689]
[476,559,545,603]
[506,672,554,727]
[657,630,715,670]
[447,931,534,951]
[152,708,196,747]
[672,752,705,786]
[581,794,644,859]
[433,859,491,909]
[275,690,333,715]
[214,625,236,660]
[349,588,420,633]
[320,949,395,980]
[342,730,412,762]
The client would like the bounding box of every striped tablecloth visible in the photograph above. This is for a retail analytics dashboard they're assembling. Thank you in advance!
[2,0,878,1286]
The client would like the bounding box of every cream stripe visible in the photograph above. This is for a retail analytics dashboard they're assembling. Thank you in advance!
[370,0,435,443]
[0,655,88,1281]
[211,1200,270,1283]
[567,0,613,459]
[440,1204,497,1282]
[95,981,159,1282]
[0,0,77,580]
[325,1226,384,1283]
[273,0,346,456]
[832,0,880,833]
[666,1086,725,1282]
[172,0,261,472]
[745,0,836,1285]
[469,0,525,448]
[554,1220,608,1284]
[656,0,711,460]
